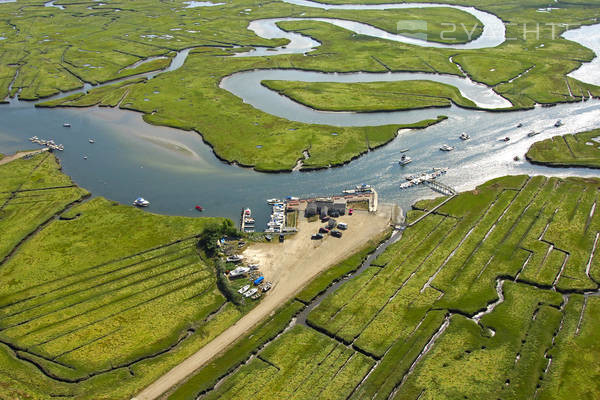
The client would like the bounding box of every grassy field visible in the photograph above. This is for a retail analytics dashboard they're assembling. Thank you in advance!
[171,174,600,400]
[262,80,477,112]
[0,154,261,399]
[526,128,600,168]
[2,0,595,170]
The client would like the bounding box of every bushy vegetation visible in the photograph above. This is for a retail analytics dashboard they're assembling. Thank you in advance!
[526,128,600,168]
[0,155,255,399]
[262,80,477,112]
[7,0,597,169]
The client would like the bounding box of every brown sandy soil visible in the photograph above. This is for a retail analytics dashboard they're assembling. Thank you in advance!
[134,206,392,400]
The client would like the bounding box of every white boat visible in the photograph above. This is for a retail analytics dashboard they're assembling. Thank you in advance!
[266,198,281,204]
[243,208,251,216]
[554,120,563,127]
[226,255,244,263]
[89,139,95,143]
[399,155,412,166]
[342,189,356,194]
[440,144,454,151]
[459,132,470,140]
[243,288,258,298]
[527,130,540,137]
[63,123,71,128]
[238,284,250,294]
[229,266,249,278]
[132,197,150,207]
[355,184,372,192]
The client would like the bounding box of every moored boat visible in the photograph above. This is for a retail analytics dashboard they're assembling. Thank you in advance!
[133,197,150,207]
[459,132,470,140]
[440,144,454,151]
[399,155,412,166]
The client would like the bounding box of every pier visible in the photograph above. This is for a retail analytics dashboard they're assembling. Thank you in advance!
[424,180,457,196]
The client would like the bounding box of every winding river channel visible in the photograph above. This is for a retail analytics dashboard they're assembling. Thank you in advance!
[1,0,600,227]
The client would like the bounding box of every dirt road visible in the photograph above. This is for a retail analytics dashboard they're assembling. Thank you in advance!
[0,148,48,166]
[133,207,392,400]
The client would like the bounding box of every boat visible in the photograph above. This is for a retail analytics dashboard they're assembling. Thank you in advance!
[342,189,356,194]
[63,123,71,128]
[440,144,454,151]
[229,266,249,278]
[286,196,299,201]
[243,208,251,216]
[266,198,281,204]
[399,148,410,153]
[244,288,258,298]
[83,156,88,160]
[517,123,523,128]
[89,139,95,143]
[554,120,563,127]
[399,155,412,166]
[527,130,540,137]
[195,205,203,211]
[237,285,250,294]
[133,197,150,207]
[500,137,510,142]
[244,217,255,224]
[355,184,372,192]
[226,255,244,263]
[459,132,470,140]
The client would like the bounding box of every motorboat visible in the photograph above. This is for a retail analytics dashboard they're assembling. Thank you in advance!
[355,184,372,192]
[195,205,203,211]
[342,189,356,194]
[527,130,540,137]
[237,285,250,294]
[517,123,523,128]
[133,197,150,207]
[226,255,244,263]
[63,123,71,128]
[399,148,410,153]
[399,155,412,166]
[500,137,510,142]
[554,120,563,127]
[459,132,470,140]
[243,208,251,216]
[229,266,249,278]
[266,198,281,204]
[244,288,258,298]
[89,139,95,143]
[440,144,454,151]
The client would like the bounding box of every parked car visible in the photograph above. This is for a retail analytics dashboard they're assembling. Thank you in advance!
[312,233,324,240]
[338,223,348,230]
[331,230,342,238]
[279,234,285,243]
[319,227,330,234]
[348,208,353,216]
[327,219,337,229]
[321,216,330,222]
